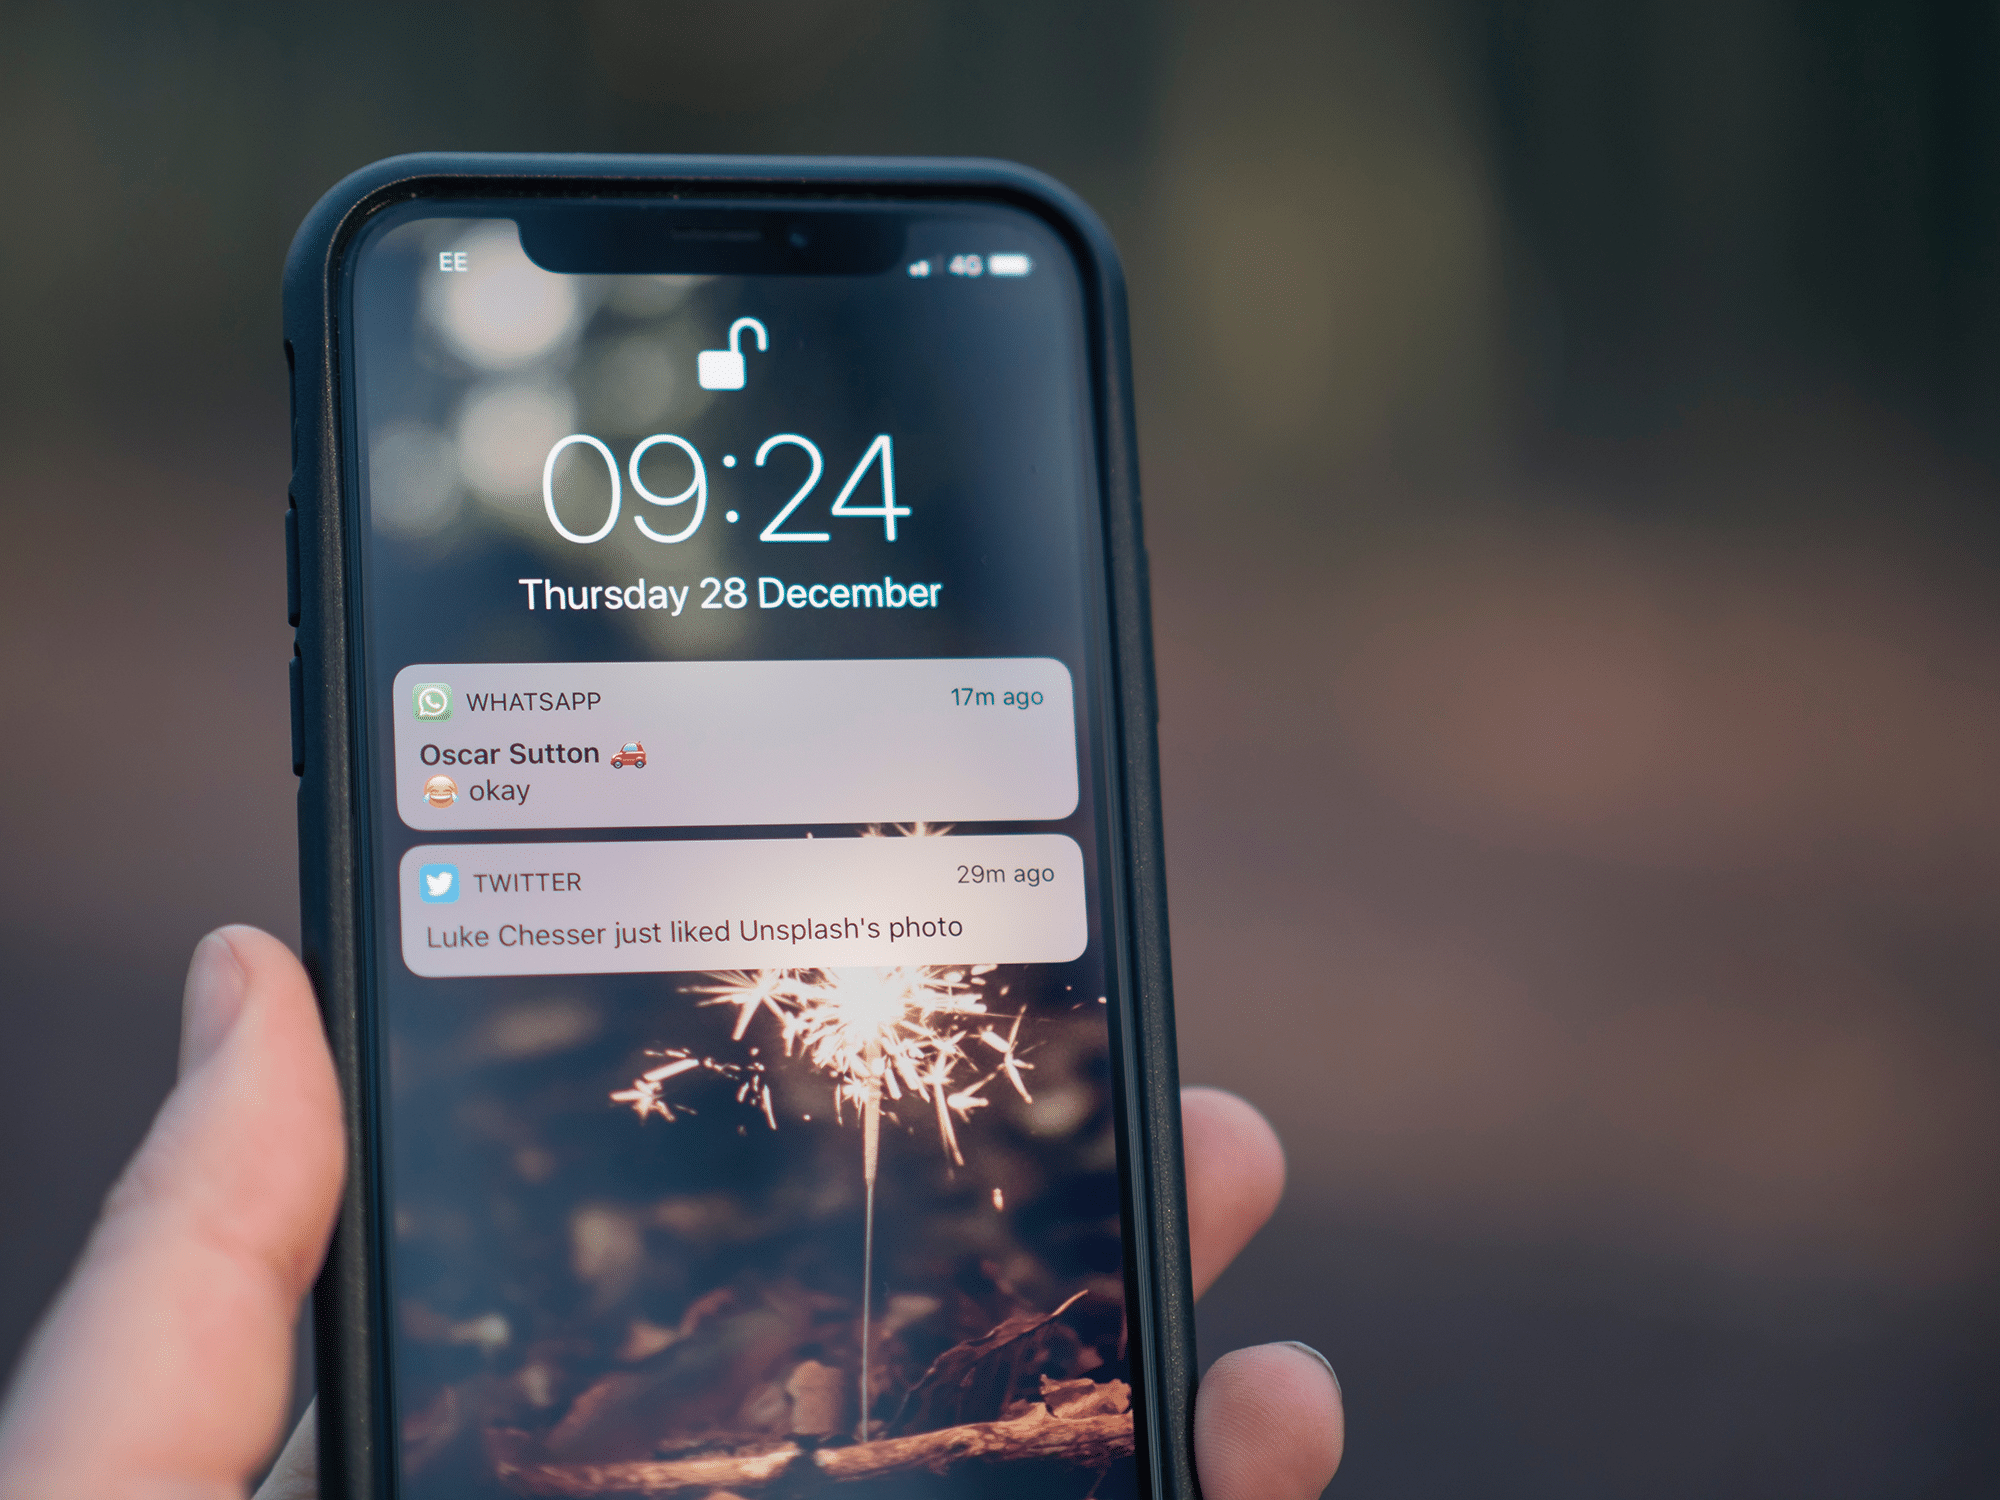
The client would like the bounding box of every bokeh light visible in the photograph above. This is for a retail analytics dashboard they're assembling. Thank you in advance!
[428,223,582,372]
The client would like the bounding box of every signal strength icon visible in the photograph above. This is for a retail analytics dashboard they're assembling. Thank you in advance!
[907,259,932,277]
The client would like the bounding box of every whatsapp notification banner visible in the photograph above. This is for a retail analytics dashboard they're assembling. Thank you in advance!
[398,834,1086,977]
[390,658,1078,831]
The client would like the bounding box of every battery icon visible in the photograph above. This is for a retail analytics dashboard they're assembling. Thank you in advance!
[988,253,1033,277]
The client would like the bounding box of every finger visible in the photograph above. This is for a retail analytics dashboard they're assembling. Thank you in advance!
[1196,1342,1345,1500]
[1181,1086,1285,1298]
[0,926,345,1497]
[253,1401,318,1500]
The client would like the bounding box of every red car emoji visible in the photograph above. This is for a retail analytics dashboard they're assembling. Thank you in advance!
[611,742,647,769]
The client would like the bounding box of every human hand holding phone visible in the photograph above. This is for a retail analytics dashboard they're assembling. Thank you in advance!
[0,927,1343,1498]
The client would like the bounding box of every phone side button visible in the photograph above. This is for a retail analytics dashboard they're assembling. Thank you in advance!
[289,650,305,777]
[285,503,301,627]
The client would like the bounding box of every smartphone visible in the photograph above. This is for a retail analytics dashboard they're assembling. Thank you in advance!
[283,154,1192,1500]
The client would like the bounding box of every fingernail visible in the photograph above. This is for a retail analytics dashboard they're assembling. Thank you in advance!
[1279,1339,1341,1397]
[179,929,249,1078]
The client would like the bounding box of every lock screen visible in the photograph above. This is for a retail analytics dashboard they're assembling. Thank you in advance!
[345,197,1143,1499]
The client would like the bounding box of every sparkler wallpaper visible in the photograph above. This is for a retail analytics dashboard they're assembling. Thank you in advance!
[388,952,1133,1496]
[352,209,1139,1495]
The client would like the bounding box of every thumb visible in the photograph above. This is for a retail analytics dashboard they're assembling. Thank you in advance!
[0,926,345,1497]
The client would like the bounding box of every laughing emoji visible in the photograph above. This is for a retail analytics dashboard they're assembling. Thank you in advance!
[423,774,458,808]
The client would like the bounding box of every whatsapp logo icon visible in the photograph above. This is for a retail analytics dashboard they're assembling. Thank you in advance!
[412,683,453,721]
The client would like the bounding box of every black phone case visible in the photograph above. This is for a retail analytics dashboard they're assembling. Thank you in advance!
[282,152,1194,1500]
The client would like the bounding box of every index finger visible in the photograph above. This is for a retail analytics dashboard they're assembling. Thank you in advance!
[1181,1086,1286,1298]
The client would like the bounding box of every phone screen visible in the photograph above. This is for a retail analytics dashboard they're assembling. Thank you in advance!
[346,199,1143,1496]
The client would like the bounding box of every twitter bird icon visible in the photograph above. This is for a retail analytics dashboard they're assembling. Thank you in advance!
[418,863,460,903]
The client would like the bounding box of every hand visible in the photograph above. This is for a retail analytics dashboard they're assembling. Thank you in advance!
[0,927,1343,1499]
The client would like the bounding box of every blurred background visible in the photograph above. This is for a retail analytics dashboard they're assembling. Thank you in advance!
[3,1,1998,1493]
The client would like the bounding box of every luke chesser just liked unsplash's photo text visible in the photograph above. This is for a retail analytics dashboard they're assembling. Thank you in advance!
[517,574,943,613]
[422,913,973,952]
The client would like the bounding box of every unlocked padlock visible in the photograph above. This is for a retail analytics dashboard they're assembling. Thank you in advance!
[696,316,769,390]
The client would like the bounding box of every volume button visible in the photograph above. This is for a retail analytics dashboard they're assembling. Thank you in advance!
[285,340,298,475]
[289,651,305,777]
[285,504,301,627]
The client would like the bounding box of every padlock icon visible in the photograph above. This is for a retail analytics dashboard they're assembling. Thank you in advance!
[697,317,769,391]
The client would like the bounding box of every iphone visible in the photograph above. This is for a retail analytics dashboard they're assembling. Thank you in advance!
[284,154,1192,1500]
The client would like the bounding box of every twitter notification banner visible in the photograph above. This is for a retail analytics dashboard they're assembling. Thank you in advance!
[397,835,1087,978]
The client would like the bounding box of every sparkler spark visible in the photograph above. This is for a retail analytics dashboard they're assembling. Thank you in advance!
[614,964,1034,1440]
[609,1047,775,1128]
